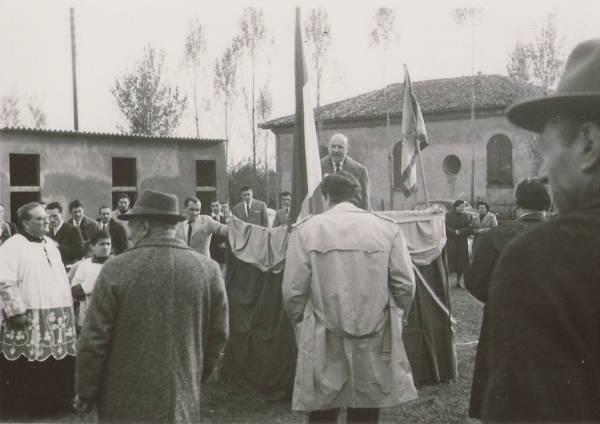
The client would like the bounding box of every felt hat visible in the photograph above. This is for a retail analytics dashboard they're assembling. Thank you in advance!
[507,39,600,133]
[120,189,186,221]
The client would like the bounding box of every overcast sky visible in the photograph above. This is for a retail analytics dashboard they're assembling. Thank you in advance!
[1,0,599,163]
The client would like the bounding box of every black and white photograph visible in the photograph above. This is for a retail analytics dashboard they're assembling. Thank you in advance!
[1,0,600,422]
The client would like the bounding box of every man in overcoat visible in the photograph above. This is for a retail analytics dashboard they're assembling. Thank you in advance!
[480,39,600,422]
[320,133,370,210]
[75,189,229,423]
[464,178,551,419]
[175,197,228,258]
[282,172,417,424]
[232,186,269,227]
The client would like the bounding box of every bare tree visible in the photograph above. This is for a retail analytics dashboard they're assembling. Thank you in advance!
[369,7,397,209]
[112,45,188,136]
[304,8,331,109]
[507,13,564,94]
[183,18,207,138]
[0,94,46,128]
[256,83,272,204]
[0,94,21,127]
[235,7,269,174]
[27,101,46,128]
[214,42,240,171]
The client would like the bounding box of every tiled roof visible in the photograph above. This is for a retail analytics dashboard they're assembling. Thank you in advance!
[260,74,542,129]
[0,127,224,143]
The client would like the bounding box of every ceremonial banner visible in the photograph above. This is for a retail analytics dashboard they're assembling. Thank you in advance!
[398,65,429,197]
[289,7,324,225]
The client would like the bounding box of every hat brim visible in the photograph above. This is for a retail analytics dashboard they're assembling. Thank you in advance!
[119,207,186,222]
[507,93,600,133]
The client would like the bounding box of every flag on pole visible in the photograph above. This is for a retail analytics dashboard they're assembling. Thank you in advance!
[288,8,324,226]
[398,65,429,197]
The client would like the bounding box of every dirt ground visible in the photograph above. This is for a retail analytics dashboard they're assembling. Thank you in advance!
[42,284,484,424]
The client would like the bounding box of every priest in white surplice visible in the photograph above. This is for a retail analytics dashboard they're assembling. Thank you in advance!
[0,202,77,419]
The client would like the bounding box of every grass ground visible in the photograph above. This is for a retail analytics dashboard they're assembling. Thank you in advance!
[43,283,484,424]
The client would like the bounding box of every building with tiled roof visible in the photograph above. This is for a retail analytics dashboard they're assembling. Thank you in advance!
[0,127,226,220]
[262,74,543,216]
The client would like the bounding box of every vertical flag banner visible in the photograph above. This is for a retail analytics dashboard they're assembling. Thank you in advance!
[289,8,324,226]
[398,65,429,197]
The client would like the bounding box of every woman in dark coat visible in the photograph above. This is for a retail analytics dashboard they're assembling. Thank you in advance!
[445,200,472,287]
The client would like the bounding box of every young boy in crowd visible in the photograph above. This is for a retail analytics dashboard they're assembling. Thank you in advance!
[71,230,112,333]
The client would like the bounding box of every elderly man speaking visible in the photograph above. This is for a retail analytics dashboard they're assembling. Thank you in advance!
[75,189,229,423]
[283,172,417,424]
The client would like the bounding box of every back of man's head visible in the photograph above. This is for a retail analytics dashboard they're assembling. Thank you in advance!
[321,171,361,206]
[515,178,552,211]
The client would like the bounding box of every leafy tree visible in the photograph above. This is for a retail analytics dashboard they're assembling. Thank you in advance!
[234,7,270,174]
[304,8,331,109]
[0,93,46,128]
[183,18,208,138]
[112,45,188,136]
[507,13,564,94]
[228,158,279,209]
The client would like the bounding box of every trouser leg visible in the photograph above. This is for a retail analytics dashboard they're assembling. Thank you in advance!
[308,408,341,423]
[347,407,380,424]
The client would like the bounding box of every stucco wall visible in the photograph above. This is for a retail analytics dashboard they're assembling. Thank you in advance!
[274,114,536,216]
[0,132,226,221]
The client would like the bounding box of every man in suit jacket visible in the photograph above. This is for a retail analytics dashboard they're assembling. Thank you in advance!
[98,206,128,255]
[47,201,84,267]
[232,186,269,227]
[69,200,100,248]
[272,191,292,228]
[320,133,370,210]
[464,178,550,420]
[175,197,227,258]
[208,200,228,266]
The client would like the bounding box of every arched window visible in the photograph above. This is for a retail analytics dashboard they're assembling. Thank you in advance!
[487,134,513,187]
[393,141,403,189]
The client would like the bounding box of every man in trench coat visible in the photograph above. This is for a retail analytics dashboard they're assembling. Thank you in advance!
[282,171,417,424]
[74,189,229,423]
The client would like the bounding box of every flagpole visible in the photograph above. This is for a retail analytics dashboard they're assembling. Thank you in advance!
[415,139,430,208]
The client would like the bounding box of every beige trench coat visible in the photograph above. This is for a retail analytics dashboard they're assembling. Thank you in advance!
[283,202,418,411]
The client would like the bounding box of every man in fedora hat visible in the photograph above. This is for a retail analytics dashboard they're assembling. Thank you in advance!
[480,39,600,422]
[74,189,229,423]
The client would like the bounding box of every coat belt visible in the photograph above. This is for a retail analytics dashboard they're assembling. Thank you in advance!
[312,307,388,339]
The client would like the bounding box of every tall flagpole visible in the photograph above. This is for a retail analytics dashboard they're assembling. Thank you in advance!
[415,139,430,207]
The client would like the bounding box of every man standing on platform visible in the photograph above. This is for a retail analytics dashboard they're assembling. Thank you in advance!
[97,206,128,255]
[75,189,229,422]
[175,197,228,258]
[0,202,77,419]
[320,133,370,210]
[283,172,417,424]
[481,39,600,422]
[273,191,292,227]
[232,186,269,227]
[47,201,84,268]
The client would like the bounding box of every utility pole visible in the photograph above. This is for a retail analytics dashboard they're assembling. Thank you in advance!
[70,7,79,131]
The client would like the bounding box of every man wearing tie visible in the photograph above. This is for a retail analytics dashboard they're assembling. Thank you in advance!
[46,201,84,268]
[97,206,128,255]
[175,197,227,258]
[68,200,100,248]
[232,186,269,227]
[273,191,292,228]
[320,133,370,210]
[209,200,228,269]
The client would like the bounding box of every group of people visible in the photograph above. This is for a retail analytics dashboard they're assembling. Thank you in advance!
[2,38,600,424]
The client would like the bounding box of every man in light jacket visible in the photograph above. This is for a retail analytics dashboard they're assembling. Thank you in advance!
[282,171,417,424]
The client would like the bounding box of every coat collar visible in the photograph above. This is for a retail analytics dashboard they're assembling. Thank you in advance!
[133,234,189,250]
[325,201,363,214]
[517,211,547,222]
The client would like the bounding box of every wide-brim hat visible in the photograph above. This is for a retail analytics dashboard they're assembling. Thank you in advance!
[120,189,186,221]
[506,38,600,133]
